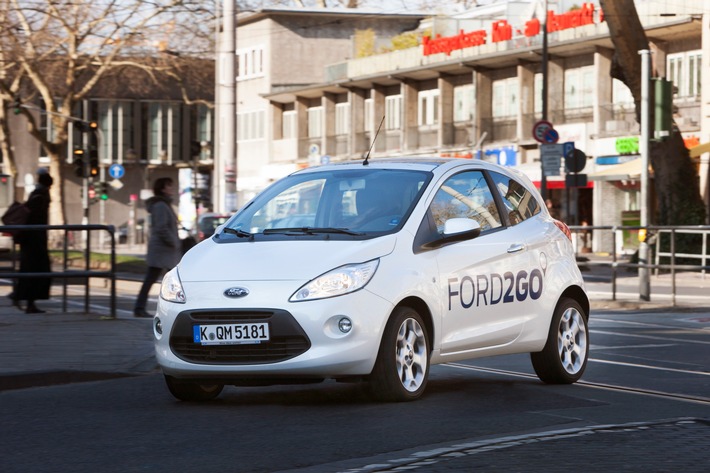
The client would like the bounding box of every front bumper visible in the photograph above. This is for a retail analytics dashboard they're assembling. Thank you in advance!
[154,280,394,380]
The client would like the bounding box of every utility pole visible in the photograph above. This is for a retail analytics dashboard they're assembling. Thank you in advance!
[638,49,651,301]
[215,0,236,213]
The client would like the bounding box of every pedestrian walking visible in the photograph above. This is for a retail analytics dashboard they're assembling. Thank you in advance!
[13,169,53,314]
[134,177,181,318]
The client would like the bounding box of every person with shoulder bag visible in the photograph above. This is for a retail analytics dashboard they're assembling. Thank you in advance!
[133,177,181,318]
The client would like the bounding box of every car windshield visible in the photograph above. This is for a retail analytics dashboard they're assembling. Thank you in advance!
[224,168,432,239]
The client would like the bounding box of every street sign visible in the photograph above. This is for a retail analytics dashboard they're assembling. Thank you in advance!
[108,163,125,180]
[109,178,124,190]
[562,141,575,159]
[532,120,554,144]
[540,143,562,176]
[542,127,559,144]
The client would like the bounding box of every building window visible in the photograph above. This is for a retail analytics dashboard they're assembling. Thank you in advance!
[364,98,374,134]
[668,50,702,98]
[147,102,180,163]
[418,89,440,126]
[534,73,543,114]
[335,102,351,136]
[237,46,264,80]
[454,84,475,122]
[612,79,634,107]
[196,105,212,160]
[492,77,518,118]
[385,95,402,130]
[308,106,323,138]
[237,110,266,142]
[283,110,297,139]
[564,66,594,109]
[96,100,133,163]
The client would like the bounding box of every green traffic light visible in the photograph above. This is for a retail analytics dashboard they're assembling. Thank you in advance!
[100,193,108,201]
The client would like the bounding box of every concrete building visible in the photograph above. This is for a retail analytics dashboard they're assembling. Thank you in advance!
[3,59,214,244]
[236,2,709,255]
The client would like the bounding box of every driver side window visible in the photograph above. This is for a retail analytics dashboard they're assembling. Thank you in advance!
[430,171,502,233]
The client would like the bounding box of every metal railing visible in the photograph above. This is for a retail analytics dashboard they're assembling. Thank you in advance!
[568,224,710,306]
[0,224,117,318]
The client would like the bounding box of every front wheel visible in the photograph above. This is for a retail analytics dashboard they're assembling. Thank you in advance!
[164,375,224,402]
[531,297,589,384]
[369,306,430,402]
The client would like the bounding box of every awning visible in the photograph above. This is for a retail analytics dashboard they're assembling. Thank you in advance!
[689,142,710,158]
[588,158,651,182]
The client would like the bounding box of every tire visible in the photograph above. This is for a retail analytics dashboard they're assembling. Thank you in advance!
[531,297,589,384]
[164,375,224,402]
[369,306,430,402]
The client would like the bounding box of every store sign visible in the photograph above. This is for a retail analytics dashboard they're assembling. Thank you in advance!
[478,146,517,166]
[423,2,602,56]
[615,136,639,155]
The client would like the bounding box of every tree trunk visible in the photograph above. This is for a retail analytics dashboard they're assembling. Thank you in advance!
[599,0,705,225]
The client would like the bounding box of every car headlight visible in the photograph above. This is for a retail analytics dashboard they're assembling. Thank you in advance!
[290,259,379,302]
[160,267,186,303]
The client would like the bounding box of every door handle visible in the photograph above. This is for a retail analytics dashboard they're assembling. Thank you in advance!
[507,243,525,253]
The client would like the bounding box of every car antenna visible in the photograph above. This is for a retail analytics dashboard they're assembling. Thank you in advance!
[363,115,385,166]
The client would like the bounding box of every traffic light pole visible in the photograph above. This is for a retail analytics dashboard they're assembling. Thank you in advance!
[639,49,651,301]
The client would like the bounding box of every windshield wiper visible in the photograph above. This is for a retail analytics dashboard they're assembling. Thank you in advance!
[222,227,254,240]
[263,227,365,236]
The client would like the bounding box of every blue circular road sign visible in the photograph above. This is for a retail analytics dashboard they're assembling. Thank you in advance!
[108,163,125,179]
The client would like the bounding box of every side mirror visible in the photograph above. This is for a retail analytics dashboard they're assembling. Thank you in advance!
[443,218,480,236]
[420,218,481,251]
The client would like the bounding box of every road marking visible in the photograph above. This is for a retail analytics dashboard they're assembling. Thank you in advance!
[592,329,710,345]
[591,358,710,376]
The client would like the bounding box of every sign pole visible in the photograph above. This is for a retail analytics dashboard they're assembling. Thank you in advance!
[540,0,549,201]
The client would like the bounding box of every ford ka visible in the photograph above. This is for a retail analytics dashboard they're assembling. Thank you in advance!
[154,158,589,402]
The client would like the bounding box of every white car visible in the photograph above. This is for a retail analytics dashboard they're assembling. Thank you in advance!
[154,158,589,402]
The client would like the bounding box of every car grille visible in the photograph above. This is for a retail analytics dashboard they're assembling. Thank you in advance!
[169,309,311,364]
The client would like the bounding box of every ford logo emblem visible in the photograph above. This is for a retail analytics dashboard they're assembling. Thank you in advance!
[224,287,249,298]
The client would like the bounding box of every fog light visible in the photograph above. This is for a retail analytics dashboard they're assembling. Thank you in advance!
[338,317,352,333]
[155,317,163,335]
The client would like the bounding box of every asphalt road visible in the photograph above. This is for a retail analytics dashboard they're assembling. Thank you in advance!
[1,306,708,473]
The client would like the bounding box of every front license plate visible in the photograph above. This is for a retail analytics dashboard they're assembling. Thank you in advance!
[193,323,270,345]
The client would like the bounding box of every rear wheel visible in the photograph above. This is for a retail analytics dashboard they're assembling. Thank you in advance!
[164,375,224,402]
[370,307,430,402]
[531,298,588,384]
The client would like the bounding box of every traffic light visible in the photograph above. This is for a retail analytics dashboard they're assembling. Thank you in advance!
[96,182,109,201]
[75,121,98,133]
[73,149,87,178]
[89,150,99,178]
[11,96,22,115]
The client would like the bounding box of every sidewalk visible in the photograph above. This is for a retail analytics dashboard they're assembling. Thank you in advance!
[1,255,709,392]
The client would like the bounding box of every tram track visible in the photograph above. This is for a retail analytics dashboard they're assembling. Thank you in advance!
[444,362,710,405]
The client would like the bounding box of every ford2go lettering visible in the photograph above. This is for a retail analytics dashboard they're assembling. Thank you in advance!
[154,158,589,402]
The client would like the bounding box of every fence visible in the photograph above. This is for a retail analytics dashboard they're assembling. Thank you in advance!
[0,224,117,318]
[568,224,710,306]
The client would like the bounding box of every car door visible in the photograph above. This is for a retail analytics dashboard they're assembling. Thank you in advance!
[424,169,536,356]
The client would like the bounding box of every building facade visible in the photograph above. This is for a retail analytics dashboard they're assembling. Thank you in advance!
[236,2,709,254]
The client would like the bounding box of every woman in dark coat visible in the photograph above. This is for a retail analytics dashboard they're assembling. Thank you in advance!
[15,170,53,314]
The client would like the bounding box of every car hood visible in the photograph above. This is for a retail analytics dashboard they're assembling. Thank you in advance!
[178,235,398,282]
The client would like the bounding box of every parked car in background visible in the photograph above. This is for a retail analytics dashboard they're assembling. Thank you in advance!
[195,212,231,241]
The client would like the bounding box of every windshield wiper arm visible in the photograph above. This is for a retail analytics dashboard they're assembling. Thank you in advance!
[222,227,254,240]
[263,227,364,236]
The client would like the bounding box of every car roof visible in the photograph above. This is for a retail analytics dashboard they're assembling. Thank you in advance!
[294,156,523,177]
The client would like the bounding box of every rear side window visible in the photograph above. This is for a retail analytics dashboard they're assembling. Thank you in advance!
[489,171,541,225]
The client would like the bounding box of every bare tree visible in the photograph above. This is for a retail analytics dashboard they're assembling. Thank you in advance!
[0,0,214,225]
[599,0,705,225]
